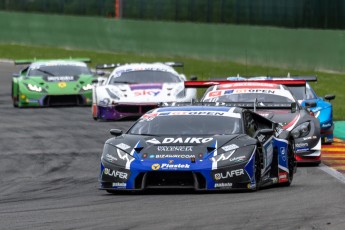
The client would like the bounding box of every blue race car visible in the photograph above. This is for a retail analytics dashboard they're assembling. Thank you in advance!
[99,103,296,193]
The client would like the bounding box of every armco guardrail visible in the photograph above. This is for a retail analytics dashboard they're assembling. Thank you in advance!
[1,11,345,72]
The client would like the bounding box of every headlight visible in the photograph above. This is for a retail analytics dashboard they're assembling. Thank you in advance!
[291,122,310,138]
[211,145,253,165]
[106,88,120,100]
[27,83,42,92]
[176,89,186,98]
[82,83,93,91]
[102,144,135,167]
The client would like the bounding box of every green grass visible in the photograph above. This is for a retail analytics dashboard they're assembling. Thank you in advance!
[1,43,344,120]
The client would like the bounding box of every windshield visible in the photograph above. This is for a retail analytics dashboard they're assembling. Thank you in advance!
[287,85,317,100]
[28,65,91,77]
[128,115,242,136]
[203,93,294,103]
[109,70,181,84]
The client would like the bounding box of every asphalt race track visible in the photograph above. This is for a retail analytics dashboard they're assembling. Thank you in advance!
[1,62,345,230]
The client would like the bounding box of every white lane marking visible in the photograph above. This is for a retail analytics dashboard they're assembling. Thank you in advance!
[319,164,345,184]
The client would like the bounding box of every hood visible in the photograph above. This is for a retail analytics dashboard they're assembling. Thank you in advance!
[106,134,256,161]
[104,82,185,103]
[22,74,93,93]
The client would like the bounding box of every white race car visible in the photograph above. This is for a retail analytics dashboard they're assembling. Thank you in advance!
[92,62,197,120]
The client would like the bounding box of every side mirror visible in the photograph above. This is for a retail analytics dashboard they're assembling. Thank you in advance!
[305,101,316,108]
[92,79,98,84]
[190,75,198,81]
[324,94,335,101]
[110,129,123,136]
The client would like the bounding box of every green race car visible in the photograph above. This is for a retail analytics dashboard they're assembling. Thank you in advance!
[12,58,96,107]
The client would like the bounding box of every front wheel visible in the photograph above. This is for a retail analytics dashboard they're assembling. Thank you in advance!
[12,82,19,107]
[252,149,262,191]
[281,143,296,186]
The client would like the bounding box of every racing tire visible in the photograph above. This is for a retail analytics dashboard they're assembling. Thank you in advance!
[106,190,117,194]
[12,82,19,108]
[252,149,262,191]
[280,143,296,187]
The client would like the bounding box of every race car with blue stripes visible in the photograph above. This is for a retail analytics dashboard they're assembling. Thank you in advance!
[227,75,335,144]
[99,103,296,192]
[194,80,321,165]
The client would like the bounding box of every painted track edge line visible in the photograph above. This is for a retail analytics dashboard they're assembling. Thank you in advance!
[319,164,345,184]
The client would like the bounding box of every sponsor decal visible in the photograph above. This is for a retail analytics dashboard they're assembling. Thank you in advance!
[229,156,246,163]
[157,146,193,152]
[162,137,213,144]
[104,168,128,179]
[116,143,131,150]
[161,163,190,170]
[280,147,286,160]
[112,182,126,188]
[208,91,222,97]
[58,82,67,88]
[146,138,161,144]
[158,111,227,116]
[133,90,160,97]
[321,123,332,128]
[295,148,309,153]
[142,113,158,121]
[303,135,317,141]
[152,164,160,170]
[105,154,118,162]
[214,169,244,180]
[153,154,196,159]
[214,183,232,188]
[248,89,276,94]
[47,76,75,82]
[224,90,234,95]
[295,143,308,148]
[221,144,239,152]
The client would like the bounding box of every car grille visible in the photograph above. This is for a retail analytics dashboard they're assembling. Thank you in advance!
[43,95,85,106]
[115,104,157,114]
[135,172,206,190]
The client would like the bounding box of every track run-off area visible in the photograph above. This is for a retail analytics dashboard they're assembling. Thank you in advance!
[0,62,345,230]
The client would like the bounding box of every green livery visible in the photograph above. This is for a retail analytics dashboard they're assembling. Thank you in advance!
[12,59,96,107]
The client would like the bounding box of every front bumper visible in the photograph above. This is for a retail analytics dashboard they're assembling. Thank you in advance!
[19,92,92,107]
[95,103,158,120]
[99,159,255,191]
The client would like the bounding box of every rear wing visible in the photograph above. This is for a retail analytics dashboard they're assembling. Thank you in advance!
[159,101,297,113]
[95,62,184,70]
[184,79,307,88]
[14,58,91,65]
